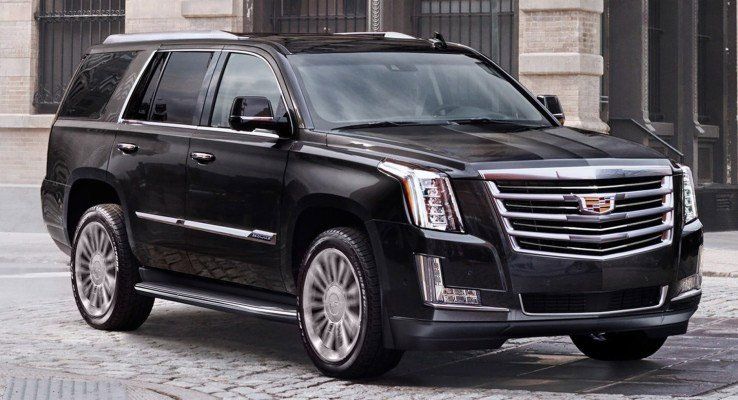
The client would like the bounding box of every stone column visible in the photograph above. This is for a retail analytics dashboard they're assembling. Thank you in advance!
[0,0,55,184]
[518,0,608,132]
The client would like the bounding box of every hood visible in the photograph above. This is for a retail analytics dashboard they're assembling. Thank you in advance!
[327,124,672,178]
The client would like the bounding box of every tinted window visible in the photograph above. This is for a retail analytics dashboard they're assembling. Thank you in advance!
[58,51,136,119]
[288,52,551,130]
[123,52,167,121]
[210,53,285,128]
[150,52,213,125]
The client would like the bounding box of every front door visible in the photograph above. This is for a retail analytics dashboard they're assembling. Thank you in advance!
[185,50,292,291]
[109,49,218,272]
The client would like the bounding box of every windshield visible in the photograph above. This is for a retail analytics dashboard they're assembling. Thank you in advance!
[287,52,552,131]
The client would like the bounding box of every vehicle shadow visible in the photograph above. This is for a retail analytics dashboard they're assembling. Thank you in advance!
[131,305,738,397]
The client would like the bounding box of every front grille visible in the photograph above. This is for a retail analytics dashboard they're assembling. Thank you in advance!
[486,167,674,259]
[520,286,664,314]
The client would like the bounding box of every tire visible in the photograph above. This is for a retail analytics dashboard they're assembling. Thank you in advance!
[71,204,154,331]
[571,331,667,361]
[297,227,403,379]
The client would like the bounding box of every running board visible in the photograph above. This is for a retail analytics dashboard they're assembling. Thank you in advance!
[135,282,297,323]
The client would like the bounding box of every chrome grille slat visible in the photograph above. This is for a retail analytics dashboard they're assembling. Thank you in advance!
[500,205,673,222]
[486,166,675,260]
[508,222,672,243]
[496,179,663,191]
[511,216,664,233]
[518,234,663,254]
[505,202,578,210]
[493,187,671,201]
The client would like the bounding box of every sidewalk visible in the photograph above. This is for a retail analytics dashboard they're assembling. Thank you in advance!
[703,231,738,277]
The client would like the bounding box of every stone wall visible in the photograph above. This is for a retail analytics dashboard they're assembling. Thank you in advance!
[517,0,608,132]
[0,116,53,184]
[125,0,248,33]
[0,0,52,185]
[0,0,37,115]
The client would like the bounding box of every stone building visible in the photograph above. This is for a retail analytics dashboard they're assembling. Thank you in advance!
[0,0,736,230]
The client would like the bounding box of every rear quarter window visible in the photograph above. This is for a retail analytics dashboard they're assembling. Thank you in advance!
[58,51,137,119]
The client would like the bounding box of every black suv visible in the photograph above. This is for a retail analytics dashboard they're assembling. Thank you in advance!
[42,31,703,378]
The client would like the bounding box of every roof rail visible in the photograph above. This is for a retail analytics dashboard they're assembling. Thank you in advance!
[333,32,416,39]
[103,30,239,45]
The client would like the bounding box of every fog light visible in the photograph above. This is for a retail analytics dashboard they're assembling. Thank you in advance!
[416,254,481,306]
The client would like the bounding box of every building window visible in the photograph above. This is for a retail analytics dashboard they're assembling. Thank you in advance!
[35,0,125,114]
[411,0,516,73]
[273,0,367,33]
[697,0,711,124]
[648,0,664,122]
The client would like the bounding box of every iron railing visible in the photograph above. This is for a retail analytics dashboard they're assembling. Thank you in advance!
[272,0,367,33]
[412,0,516,73]
[35,0,125,113]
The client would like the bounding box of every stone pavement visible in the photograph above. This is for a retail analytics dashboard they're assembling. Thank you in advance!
[1,187,737,399]
[0,277,737,399]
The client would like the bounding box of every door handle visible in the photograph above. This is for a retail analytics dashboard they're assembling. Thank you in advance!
[190,152,215,164]
[116,143,138,154]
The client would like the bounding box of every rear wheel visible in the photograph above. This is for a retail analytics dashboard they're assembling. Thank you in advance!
[71,204,153,331]
[297,227,403,379]
[571,331,667,361]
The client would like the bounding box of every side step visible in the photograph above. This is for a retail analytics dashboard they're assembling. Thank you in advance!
[135,281,297,323]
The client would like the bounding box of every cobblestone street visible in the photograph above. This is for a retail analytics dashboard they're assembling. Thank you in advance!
[1,231,738,399]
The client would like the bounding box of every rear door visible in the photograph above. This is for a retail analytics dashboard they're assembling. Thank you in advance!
[184,49,293,291]
[108,48,220,272]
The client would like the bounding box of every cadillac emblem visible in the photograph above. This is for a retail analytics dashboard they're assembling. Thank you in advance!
[575,194,616,215]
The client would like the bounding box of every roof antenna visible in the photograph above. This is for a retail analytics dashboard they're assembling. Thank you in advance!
[430,31,447,49]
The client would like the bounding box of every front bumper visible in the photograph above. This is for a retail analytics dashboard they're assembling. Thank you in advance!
[368,218,703,351]
[390,295,699,350]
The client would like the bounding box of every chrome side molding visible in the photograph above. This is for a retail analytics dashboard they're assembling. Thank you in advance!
[135,211,277,245]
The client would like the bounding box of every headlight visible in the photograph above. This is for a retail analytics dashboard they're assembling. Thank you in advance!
[378,160,464,232]
[681,165,698,223]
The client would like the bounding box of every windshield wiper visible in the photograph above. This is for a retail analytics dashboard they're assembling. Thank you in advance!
[449,118,551,130]
[332,121,447,131]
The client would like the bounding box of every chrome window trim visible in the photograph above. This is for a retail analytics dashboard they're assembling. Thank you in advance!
[135,211,276,245]
[117,49,291,141]
[117,50,158,124]
[519,285,669,317]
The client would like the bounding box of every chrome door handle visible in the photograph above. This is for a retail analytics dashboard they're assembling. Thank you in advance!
[190,152,215,164]
[116,143,138,154]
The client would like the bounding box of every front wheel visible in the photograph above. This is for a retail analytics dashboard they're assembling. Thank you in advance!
[571,331,667,361]
[297,227,403,379]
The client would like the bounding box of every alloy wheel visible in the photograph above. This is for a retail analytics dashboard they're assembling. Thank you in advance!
[74,221,118,317]
[302,248,363,363]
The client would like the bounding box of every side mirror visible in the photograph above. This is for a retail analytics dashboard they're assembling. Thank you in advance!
[537,95,565,125]
[228,96,290,136]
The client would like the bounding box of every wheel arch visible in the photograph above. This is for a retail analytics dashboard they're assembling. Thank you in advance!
[284,194,372,293]
[64,168,127,244]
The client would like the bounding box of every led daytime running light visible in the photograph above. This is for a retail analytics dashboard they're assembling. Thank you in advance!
[379,160,464,232]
